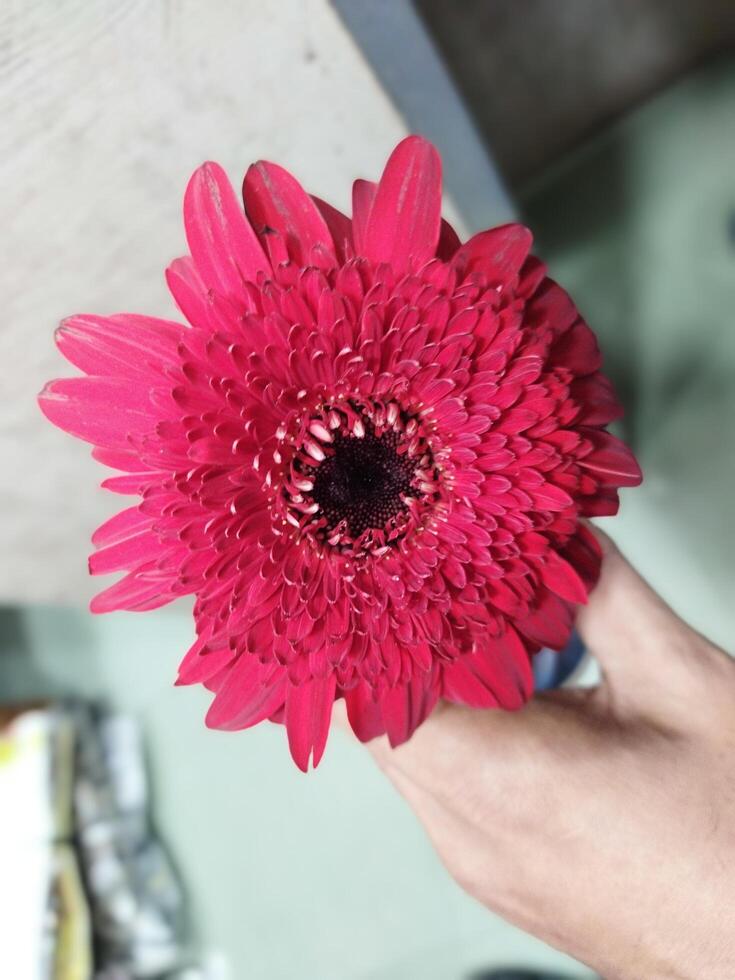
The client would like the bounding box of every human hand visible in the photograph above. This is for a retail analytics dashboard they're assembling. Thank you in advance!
[356,531,735,980]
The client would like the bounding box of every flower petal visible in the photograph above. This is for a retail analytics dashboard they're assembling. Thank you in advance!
[516,590,574,650]
[165,256,212,329]
[89,529,163,575]
[92,506,152,547]
[55,314,182,379]
[243,161,335,266]
[436,219,462,261]
[539,549,590,605]
[285,674,337,771]
[380,668,440,748]
[560,524,602,593]
[579,430,643,486]
[92,447,156,473]
[39,377,156,448]
[311,196,353,263]
[362,136,442,271]
[351,178,376,254]
[177,639,235,686]
[344,684,385,742]
[206,655,287,730]
[442,626,533,710]
[90,570,173,613]
[184,161,269,300]
[453,223,533,283]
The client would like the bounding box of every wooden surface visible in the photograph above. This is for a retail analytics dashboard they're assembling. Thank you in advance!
[1,0,415,605]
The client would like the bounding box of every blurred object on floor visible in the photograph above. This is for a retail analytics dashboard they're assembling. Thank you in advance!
[0,704,92,979]
[416,0,735,186]
[48,847,92,980]
[0,702,75,841]
[0,699,216,978]
[72,704,190,977]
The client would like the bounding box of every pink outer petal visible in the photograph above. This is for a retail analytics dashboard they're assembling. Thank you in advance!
[571,375,623,425]
[436,219,462,261]
[92,447,156,473]
[92,506,152,547]
[165,256,211,328]
[580,490,620,518]
[100,473,155,495]
[578,430,643,487]
[539,549,589,605]
[442,626,533,711]
[176,640,235,686]
[311,196,353,263]
[285,675,337,771]
[90,570,174,613]
[516,590,574,651]
[206,656,287,731]
[344,684,386,742]
[380,669,441,748]
[184,161,270,300]
[38,377,157,449]
[362,136,442,271]
[351,178,376,254]
[560,524,602,593]
[243,161,336,266]
[89,530,163,575]
[453,223,533,283]
[55,314,183,379]
[549,320,602,375]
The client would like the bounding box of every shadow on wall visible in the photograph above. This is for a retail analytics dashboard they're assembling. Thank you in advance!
[417,0,735,186]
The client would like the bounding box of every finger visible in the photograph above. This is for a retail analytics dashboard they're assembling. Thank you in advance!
[577,527,720,697]
[333,697,498,810]
[363,697,571,823]
[376,758,512,909]
[333,694,515,796]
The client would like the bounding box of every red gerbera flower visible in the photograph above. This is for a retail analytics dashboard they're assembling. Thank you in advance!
[39,136,641,769]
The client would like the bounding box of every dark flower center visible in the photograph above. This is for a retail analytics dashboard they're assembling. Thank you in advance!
[277,397,443,558]
[310,424,418,538]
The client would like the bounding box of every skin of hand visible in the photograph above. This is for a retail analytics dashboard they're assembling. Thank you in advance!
[348,530,735,980]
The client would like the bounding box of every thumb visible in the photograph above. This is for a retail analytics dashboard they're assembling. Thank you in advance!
[576,527,718,711]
